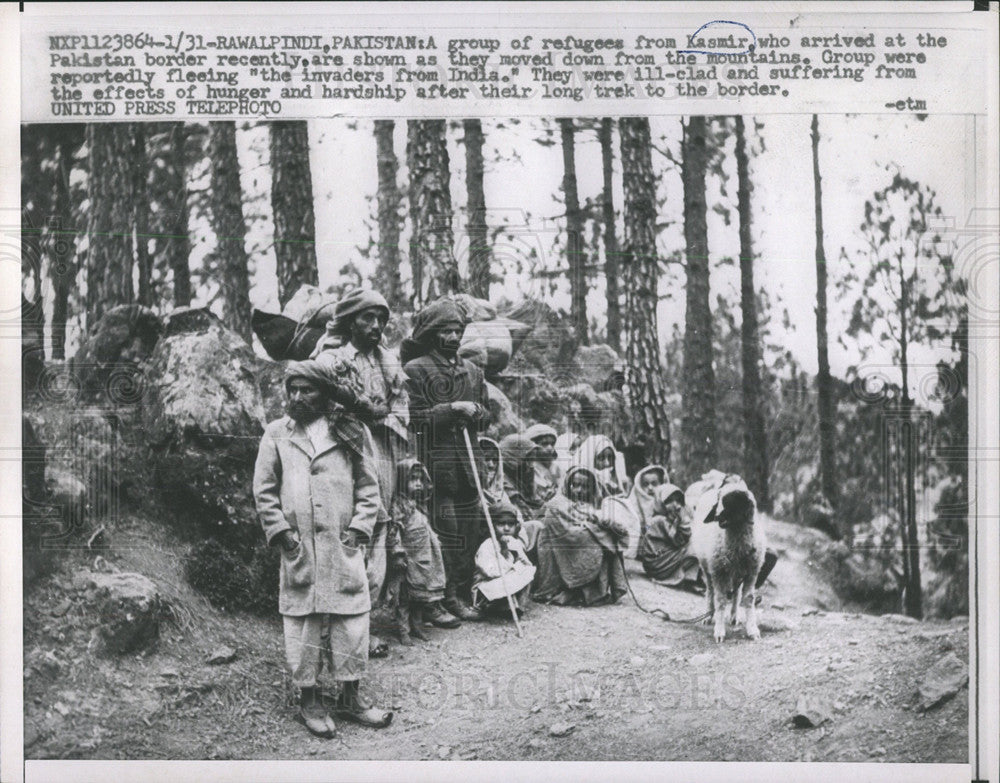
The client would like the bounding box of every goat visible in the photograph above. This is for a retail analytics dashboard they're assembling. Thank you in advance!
[689,477,766,643]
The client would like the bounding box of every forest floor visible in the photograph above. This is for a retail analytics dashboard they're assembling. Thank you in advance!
[22,511,968,763]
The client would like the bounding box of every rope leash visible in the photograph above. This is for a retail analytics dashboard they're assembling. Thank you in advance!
[619,554,712,625]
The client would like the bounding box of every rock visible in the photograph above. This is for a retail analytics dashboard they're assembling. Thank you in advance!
[206,646,237,665]
[503,299,577,378]
[46,465,87,528]
[917,652,968,711]
[79,571,164,654]
[141,309,273,537]
[949,615,968,624]
[916,628,957,641]
[689,652,713,667]
[884,613,919,625]
[485,381,523,440]
[629,656,645,667]
[572,343,624,391]
[526,738,545,750]
[792,695,831,728]
[493,374,566,430]
[529,705,542,714]
[436,745,452,759]
[548,722,575,737]
[70,304,162,403]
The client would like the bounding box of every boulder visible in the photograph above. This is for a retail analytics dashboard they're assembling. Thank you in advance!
[494,374,567,429]
[141,308,273,536]
[917,652,968,711]
[70,304,162,403]
[460,320,513,377]
[503,299,577,377]
[572,343,624,391]
[791,694,832,728]
[76,570,164,654]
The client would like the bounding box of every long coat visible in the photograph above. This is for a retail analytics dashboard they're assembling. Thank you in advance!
[253,416,380,616]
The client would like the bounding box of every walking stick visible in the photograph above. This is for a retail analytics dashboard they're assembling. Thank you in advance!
[461,427,524,638]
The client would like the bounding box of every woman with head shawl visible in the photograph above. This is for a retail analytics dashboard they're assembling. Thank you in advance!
[571,434,630,498]
[624,465,668,560]
[478,436,506,505]
[636,483,703,589]
[524,423,561,504]
[499,434,547,561]
[531,466,629,607]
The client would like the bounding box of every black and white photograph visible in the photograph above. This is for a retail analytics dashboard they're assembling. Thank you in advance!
[4,3,998,781]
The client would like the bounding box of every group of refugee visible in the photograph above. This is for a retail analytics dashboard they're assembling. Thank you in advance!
[252,289,774,738]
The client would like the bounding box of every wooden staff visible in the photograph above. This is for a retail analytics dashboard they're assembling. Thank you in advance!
[462,427,524,638]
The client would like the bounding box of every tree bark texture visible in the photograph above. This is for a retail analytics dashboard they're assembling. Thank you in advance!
[735,116,771,512]
[86,123,136,325]
[811,114,838,512]
[680,116,717,481]
[407,119,457,305]
[162,122,192,307]
[559,118,588,344]
[463,119,490,300]
[270,121,319,308]
[600,118,622,353]
[619,117,672,469]
[373,120,404,309]
[50,128,83,359]
[132,125,153,307]
[208,121,253,342]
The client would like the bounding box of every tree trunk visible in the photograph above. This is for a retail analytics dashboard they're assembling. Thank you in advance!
[163,122,192,307]
[270,121,319,308]
[600,118,622,353]
[373,120,404,309]
[897,256,922,618]
[50,130,79,359]
[208,121,253,342]
[132,125,153,307]
[559,118,588,344]
[619,117,672,469]
[86,124,136,326]
[464,119,490,300]
[735,116,771,512]
[406,119,457,305]
[811,115,838,513]
[680,116,716,481]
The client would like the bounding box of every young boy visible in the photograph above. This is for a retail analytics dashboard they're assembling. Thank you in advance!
[472,501,537,616]
[387,459,461,644]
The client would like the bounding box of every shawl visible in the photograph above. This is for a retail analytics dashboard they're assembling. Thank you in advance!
[623,465,667,558]
[500,434,545,519]
[478,436,506,504]
[571,434,628,496]
[283,359,368,454]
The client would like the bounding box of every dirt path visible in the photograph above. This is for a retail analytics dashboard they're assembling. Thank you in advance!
[23,515,968,763]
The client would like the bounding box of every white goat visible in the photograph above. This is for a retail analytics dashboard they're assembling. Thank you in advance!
[689,476,766,643]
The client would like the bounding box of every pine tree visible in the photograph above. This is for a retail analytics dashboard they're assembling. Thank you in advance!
[464,119,490,299]
[407,119,457,304]
[680,116,716,480]
[599,118,622,352]
[270,121,319,307]
[735,116,771,511]
[619,117,672,468]
[208,121,252,341]
[373,120,404,308]
[558,118,587,343]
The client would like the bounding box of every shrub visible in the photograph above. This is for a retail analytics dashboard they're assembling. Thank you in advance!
[183,538,278,615]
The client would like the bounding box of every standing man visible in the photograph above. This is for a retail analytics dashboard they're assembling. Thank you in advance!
[313,288,411,651]
[253,359,392,738]
[403,300,492,621]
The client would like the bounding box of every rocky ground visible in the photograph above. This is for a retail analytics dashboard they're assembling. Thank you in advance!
[23,513,968,763]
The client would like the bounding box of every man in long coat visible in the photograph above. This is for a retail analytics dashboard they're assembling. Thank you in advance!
[403,300,492,621]
[253,359,392,738]
[312,288,410,652]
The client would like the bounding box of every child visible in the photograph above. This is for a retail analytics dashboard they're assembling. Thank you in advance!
[472,501,537,616]
[386,459,461,645]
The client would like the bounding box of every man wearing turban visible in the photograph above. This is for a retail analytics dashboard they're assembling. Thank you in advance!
[403,300,492,621]
[253,358,392,738]
[312,288,410,652]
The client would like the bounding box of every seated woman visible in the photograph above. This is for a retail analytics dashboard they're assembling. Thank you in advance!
[572,434,629,498]
[478,436,506,505]
[637,483,703,590]
[624,464,667,560]
[523,423,561,504]
[472,501,536,616]
[498,434,547,559]
[532,466,629,607]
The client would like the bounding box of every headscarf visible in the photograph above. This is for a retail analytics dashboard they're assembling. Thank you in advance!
[571,434,628,496]
[283,358,367,453]
[479,436,505,503]
[500,434,543,515]
[624,465,667,558]
[560,465,604,509]
[488,498,521,534]
[405,299,466,354]
[330,288,390,338]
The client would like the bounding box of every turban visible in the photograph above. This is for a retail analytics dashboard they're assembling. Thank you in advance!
[283,358,368,452]
[331,288,391,336]
[524,423,558,443]
[410,299,466,346]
